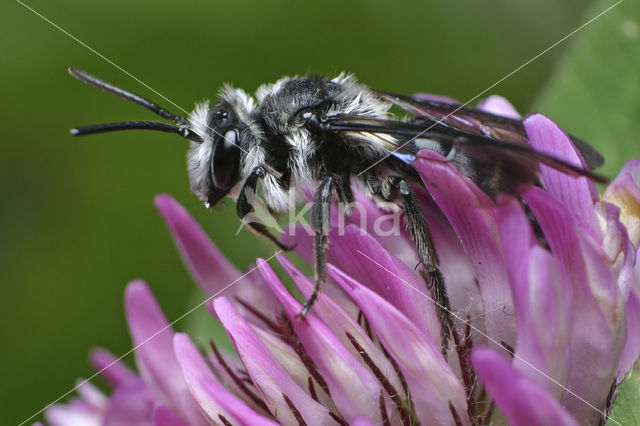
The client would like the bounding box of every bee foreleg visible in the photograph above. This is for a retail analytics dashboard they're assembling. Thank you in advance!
[237,166,294,251]
[298,174,349,318]
[377,176,452,356]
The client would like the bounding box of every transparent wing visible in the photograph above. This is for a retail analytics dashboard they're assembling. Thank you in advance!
[314,113,607,198]
[372,90,605,171]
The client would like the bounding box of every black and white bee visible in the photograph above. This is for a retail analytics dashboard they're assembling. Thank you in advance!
[69,67,605,352]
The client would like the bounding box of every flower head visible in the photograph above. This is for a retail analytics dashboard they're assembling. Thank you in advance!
[41,97,640,426]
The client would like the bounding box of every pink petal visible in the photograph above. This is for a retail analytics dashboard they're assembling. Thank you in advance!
[599,202,636,292]
[332,189,418,269]
[124,281,207,426]
[45,401,103,426]
[280,223,314,264]
[198,377,278,426]
[497,198,535,271]
[75,379,108,410]
[414,154,516,348]
[578,231,625,342]
[103,379,158,426]
[214,297,334,425]
[283,224,441,346]
[330,267,468,425]
[476,95,521,118]
[523,114,599,232]
[232,264,284,326]
[173,333,278,426]
[498,201,572,395]
[351,419,376,426]
[415,150,496,208]
[523,187,622,422]
[598,191,640,382]
[89,348,137,388]
[257,259,384,424]
[412,186,484,331]
[618,249,640,376]
[276,254,405,397]
[513,247,573,395]
[620,158,640,184]
[472,348,579,426]
[153,405,188,426]
[237,320,337,410]
[603,160,640,247]
[201,338,270,412]
[154,194,242,296]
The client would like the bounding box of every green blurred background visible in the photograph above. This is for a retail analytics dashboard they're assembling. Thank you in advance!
[1,0,637,424]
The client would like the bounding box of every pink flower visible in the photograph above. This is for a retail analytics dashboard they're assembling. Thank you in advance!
[42,97,640,425]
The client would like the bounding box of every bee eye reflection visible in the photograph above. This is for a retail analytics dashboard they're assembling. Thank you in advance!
[210,130,240,190]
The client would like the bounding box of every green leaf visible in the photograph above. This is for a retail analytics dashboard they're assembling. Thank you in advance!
[535,0,640,178]
[608,365,640,425]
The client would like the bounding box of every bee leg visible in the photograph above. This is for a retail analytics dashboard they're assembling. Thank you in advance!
[377,176,452,356]
[236,166,294,251]
[520,196,550,250]
[298,175,342,318]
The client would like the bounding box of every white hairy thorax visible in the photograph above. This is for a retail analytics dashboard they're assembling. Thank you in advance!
[186,74,395,212]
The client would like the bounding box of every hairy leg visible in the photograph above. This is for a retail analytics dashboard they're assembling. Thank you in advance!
[299,174,353,317]
[377,175,452,355]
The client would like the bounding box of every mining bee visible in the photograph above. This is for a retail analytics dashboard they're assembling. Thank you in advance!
[69,68,604,352]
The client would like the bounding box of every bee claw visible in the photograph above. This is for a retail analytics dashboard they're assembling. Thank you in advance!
[296,297,316,321]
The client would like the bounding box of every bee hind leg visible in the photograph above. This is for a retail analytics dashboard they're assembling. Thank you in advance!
[236,166,295,251]
[376,175,452,356]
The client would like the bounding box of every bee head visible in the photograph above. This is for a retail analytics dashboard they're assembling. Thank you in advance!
[186,87,261,207]
[68,68,259,208]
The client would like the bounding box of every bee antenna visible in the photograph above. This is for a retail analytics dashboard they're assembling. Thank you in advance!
[68,67,188,125]
[70,120,203,143]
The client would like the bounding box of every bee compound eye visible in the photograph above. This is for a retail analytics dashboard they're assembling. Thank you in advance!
[210,130,240,190]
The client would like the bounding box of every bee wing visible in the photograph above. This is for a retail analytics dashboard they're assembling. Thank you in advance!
[318,114,607,198]
[372,90,605,171]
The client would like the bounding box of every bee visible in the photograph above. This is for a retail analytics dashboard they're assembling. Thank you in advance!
[69,67,604,353]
